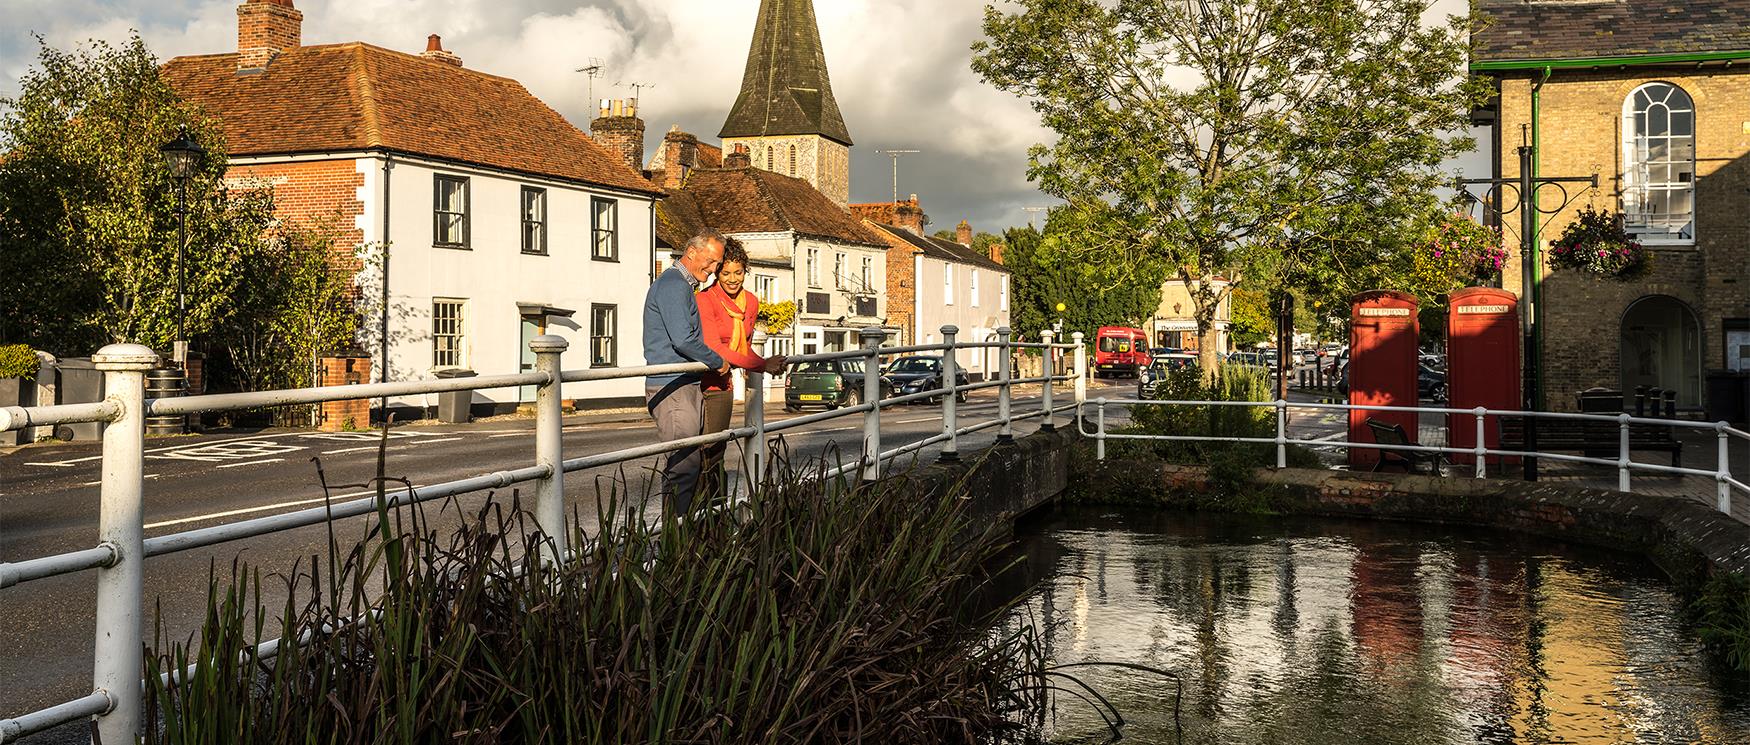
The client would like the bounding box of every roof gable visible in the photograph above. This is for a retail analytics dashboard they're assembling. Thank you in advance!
[668,168,883,247]
[1473,0,1750,63]
[162,43,660,195]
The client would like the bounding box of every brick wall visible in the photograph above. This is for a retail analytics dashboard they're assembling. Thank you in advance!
[225,158,366,300]
[1495,68,1750,411]
[318,355,371,431]
[871,225,918,344]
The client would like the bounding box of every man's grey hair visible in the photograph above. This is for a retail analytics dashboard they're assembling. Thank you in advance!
[684,229,728,255]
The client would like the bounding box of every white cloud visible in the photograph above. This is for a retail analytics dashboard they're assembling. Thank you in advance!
[1,0,1485,233]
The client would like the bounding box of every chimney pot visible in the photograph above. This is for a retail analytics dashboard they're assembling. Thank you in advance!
[725,144,752,169]
[419,33,464,66]
[426,34,442,52]
[590,99,646,174]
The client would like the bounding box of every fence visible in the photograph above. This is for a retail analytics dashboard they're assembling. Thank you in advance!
[1081,397,1747,516]
[0,325,1083,743]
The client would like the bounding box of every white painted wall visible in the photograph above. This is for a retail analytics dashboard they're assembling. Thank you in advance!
[911,255,1011,379]
[357,154,657,409]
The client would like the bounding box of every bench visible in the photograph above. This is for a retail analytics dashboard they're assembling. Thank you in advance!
[1364,418,1444,475]
[1499,416,1682,468]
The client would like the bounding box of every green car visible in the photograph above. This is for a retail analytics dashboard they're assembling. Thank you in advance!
[785,359,891,412]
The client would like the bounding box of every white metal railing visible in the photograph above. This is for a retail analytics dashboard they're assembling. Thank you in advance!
[1081,397,1748,517]
[0,325,1082,743]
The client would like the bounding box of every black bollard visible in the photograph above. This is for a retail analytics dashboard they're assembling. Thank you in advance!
[1634,385,1649,417]
[1663,389,1677,419]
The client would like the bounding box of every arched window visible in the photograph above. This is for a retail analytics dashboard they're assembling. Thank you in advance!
[1621,295,1702,406]
[788,145,797,176]
[1621,82,1695,242]
[766,146,774,171]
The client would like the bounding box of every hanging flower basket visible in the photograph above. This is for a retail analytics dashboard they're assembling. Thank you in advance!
[1413,214,1507,288]
[1547,207,1653,281]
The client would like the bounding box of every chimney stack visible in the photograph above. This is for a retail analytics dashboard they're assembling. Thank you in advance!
[725,143,752,169]
[955,220,973,247]
[893,196,926,236]
[237,0,302,71]
[655,125,700,189]
[590,99,645,175]
[988,243,1005,265]
[420,34,463,67]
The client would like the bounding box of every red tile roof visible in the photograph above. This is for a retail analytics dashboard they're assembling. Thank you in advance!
[162,43,660,195]
[657,167,885,249]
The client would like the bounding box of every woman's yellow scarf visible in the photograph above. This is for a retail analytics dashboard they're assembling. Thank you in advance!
[717,287,752,354]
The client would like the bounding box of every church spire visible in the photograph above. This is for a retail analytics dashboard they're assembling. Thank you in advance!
[719,0,852,146]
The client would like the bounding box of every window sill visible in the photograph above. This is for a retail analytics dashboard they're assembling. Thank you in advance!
[434,243,471,251]
[1637,239,1696,249]
[592,255,621,263]
[522,250,548,257]
[591,362,618,369]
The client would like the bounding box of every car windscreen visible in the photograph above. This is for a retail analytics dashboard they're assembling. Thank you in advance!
[890,358,939,373]
[793,361,837,375]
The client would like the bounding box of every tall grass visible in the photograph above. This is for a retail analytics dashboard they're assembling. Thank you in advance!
[142,454,1053,744]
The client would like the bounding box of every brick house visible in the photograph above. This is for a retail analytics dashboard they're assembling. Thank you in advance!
[855,202,1012,379]
[1471,0,1750,413]
[163,0,664,416]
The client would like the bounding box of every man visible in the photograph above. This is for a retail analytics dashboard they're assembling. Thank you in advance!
[643,230,731,516]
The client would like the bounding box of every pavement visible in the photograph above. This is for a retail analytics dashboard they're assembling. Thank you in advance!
[0,379,1134,742]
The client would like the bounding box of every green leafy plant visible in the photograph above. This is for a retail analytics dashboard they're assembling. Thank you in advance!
[0,344,37,380]
[1548,207,1652,280]
[144,451,1059,744]
[1695,571,1750,672]
[756,299,797,334]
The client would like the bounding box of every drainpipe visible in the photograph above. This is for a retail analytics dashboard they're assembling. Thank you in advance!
[379,153,393,417]
[1531,66,1550,411]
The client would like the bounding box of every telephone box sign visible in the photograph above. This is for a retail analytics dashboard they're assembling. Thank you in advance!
[1347,290,1420,468]
[1446,287,1521,466]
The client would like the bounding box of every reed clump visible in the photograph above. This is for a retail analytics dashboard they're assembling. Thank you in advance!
[144,459,1049,744]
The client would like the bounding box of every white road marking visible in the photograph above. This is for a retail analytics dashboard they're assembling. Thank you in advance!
[321,445,382,455]
[217,458,284,469]
[419,437,465,445]
[489,433,525,438]
[25,462,84,468]
[150,440,306,463]
[143,485,422,530]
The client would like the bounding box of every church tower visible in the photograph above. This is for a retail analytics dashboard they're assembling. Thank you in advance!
[719,0,852,206]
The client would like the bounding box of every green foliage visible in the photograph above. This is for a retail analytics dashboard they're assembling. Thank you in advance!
[973,0,1490,348]
[0,344,38,380]
[1003,217,1169,341]
[1228,289,1274,347]
[1121,364,1320,470]
[0,35,275,355]
[208,222,359,392]
[1548,206,1653,280]
[144,460,1050,743]
[1695,571,1750,672]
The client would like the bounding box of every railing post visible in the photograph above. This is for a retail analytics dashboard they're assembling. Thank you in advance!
[530,335,568,559]
[747,331,769,492]
[997,327,1014,443]
[1096,398,1107,460]
[1275,399,1288,469]
[860,326,885,481]
[91,343,158,745]
[1474,407,1488,479]
[1072,331,1087,431]
[1618,413,1632,493]
[1717,422,1732,515]
[939,325,960,463]
[1040,330,1056,432]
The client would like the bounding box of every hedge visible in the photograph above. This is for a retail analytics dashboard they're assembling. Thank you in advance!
[0,345,38,380]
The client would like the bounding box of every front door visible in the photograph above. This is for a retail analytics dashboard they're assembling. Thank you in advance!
[519,315,543,402]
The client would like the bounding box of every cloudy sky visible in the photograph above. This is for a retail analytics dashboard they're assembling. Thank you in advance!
[1,0,1474,234]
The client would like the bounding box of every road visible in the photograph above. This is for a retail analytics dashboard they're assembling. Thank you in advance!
[0,380,1134,740]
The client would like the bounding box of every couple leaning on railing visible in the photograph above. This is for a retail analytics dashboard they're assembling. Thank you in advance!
[642,230,791,516]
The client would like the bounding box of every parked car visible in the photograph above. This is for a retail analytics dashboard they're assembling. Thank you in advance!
[785,358,891,412]
[883,355,970,404]
[1298,349,1320,365]
[1333,364,1446,403]
[1228,351,1273,371]
[1094,326,1151,378]
[1137,354,1198,398]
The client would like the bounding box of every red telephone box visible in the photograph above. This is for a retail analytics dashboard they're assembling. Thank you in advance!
[1446,287,1520,466]
[1348,290,1420,467]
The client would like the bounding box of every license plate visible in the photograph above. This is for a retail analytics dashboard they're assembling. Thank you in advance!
[799,394,823,401]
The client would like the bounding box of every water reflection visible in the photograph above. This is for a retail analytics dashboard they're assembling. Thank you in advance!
[1007,508,1750,744]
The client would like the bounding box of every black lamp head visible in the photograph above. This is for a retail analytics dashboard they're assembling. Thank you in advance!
[159,126,206,181]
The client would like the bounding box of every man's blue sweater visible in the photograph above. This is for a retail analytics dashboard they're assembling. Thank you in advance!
[643,264,724,386]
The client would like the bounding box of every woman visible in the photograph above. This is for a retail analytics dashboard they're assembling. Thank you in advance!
[697,239,785,496]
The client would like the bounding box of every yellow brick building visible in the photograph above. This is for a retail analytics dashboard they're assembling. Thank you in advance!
[1472,0,1750,413]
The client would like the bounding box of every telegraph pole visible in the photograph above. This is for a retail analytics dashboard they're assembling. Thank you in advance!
[876,149,919,204]
[1456,134,1596,482]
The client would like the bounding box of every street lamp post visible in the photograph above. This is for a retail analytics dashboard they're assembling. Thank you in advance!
[159,126,206,368]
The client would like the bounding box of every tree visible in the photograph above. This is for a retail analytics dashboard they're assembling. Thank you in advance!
[1003,212,1168,341]
[210,221,359,392]
[973,0,1488,371]
[0,35,273,355]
